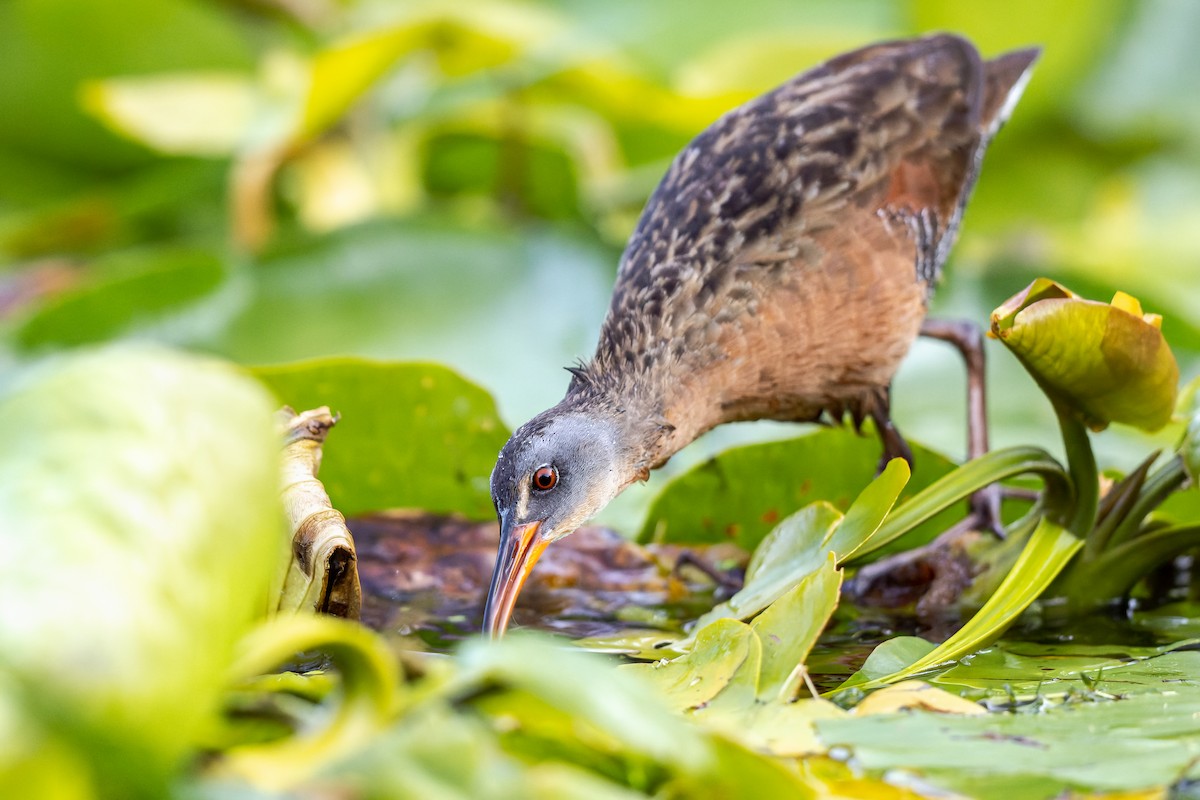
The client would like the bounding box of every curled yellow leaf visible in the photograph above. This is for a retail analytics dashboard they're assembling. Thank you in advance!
[990,278,1178,431]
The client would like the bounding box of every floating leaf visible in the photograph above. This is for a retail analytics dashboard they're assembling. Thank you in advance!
[990,278,1178,431]
[817,684,1200,799]
[253,358,509,519]
[853,680,985,716]
[0,346,284,795]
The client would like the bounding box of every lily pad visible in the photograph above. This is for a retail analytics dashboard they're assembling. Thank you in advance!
[818,684,1200,798]
[13,247,227,352]
[990,278,1179,432]
[253,358,509,519]
[638,426,958,554]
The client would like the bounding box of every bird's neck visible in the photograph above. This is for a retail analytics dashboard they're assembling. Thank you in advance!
[561,384,685,482]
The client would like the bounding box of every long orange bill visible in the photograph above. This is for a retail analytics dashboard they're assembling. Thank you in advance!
[482,520,548,638]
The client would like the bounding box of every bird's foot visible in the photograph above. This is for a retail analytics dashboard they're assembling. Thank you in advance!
[965,483,1005,538]
[672,551,743,594]
[846,522,978,624]
[864,385,913,473]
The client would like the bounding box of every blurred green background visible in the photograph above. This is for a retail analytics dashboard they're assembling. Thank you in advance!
[1,0,1197,528]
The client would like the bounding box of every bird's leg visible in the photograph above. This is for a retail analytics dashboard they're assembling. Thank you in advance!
[919,318,1003,536]
[672,551,743,593]
[866,385,914,473]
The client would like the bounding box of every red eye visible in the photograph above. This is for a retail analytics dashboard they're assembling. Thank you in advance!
[532,465,558,491]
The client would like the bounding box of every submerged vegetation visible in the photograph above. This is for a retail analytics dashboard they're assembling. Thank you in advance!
[3,0,1200,798]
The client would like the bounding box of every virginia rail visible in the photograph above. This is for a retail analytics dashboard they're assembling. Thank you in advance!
[484,34,1039,636]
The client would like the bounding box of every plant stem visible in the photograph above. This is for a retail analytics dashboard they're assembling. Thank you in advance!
[1053,399,1097,536]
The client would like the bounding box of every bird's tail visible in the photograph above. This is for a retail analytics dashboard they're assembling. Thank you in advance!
[981,47,1042,138]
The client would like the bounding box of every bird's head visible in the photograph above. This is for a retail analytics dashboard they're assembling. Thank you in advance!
[483,405,631,637]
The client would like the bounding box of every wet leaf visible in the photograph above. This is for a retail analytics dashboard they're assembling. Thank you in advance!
[638,427,958,552]
[623,619,754,712]
[817,685,1200,798]
[254,358,509,519]
[751,555,841,703]
[841,518,1083,691]
[0,346,284,794]
[845,637,938,688]
[853,680,985,716]
[931,643,1200,700]
[990,278,1179,431]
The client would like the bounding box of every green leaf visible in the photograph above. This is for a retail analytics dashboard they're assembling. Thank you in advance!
[253,358,509,518]
[1180,375,1200,484]
[455,633,712,773]
[693,502,841,632]
[622,619,753,712]
[1058,523,1200,608]
[750,555,841,703]
[81,73,258,155]
[638,426,958,552]
[840,517,1083,692]
[930,642,1200,699]
[817,682,1200,798]
[826,457,910,561]
[990,278,1179,432]
[859,446,1072,557]
[839,637,938,690]
[0,0,253,169]
[0,345,284,794]
[12,248,227,353]
[217,615,398,792]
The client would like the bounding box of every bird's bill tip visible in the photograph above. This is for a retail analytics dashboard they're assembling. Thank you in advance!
[482,519,548,639]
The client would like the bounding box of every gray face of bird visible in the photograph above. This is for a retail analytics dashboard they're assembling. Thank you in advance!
[483,409,627,637]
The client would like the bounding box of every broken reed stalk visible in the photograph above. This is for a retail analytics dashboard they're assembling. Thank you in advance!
[276,405,361,619]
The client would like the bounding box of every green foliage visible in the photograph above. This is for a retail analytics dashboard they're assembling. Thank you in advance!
[0,346,284,796]
[13,248,226,351]
[3,2,1200,798]
[839,519,1084,693]
[819,664,1200,798]
[638,428,958,553]
[254,358,509,518]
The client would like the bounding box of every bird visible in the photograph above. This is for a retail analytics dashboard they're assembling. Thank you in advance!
[483,34,1040,637]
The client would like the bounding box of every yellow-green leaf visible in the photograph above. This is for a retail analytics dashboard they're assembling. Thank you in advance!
[0,346,285,794]
[990,278,1179,431]
[81,73,258,155]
